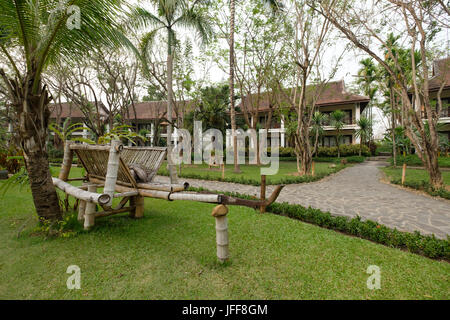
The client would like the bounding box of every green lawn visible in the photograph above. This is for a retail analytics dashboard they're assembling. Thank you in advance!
[158,161,346,185]
[0,173,449,299]
[382,167,450,186]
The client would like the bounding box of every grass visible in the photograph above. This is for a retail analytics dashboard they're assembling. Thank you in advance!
[0,168,449,299]
[382,167,450,186]
[158,161,347,185]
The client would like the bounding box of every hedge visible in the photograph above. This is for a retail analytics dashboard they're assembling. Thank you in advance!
[269,145,370,158]
[390,154,450,168]
[390,178,450,200]
[189,187,450,261]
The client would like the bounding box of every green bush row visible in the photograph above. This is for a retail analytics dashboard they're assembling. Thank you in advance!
[190,187,449,261]
[160,164,346,186]
[390,154,450,168]
[390,178,450,200]
[269,145,371,158]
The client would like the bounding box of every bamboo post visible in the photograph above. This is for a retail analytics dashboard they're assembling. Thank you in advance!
[59,140,73,181]
[134,196,145,219]
[260,175,266,213]
[104,140,122,207]
[77,182,88,222]
[84,185,97,230]
[311,161,315,177]
[222,163,225,180]
[212,205,229,263]
[402,163,407,185]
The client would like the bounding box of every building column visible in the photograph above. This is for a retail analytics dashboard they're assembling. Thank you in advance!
[355,103,361,123]
[173,127,178,147]
[281,116,286,148]
[150,122,155,147]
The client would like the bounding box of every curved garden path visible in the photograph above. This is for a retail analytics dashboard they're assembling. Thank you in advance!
[155,161,450,239]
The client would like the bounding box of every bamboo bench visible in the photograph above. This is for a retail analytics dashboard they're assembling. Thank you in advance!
[53,140,285,262]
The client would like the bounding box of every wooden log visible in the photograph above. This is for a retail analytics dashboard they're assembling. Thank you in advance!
[260,175,266,213]
[113,191,139,198]
[84,185,97,230]
[212,205,229,263]
[221,185,285,209]
[89,177,221,204]
[402,163,407,185]
[70,144,122,152]
[59,140,73,181]
[95,206,136,218]
[89,175,188,192]
[103,140,122,206]
[52,178,110,205]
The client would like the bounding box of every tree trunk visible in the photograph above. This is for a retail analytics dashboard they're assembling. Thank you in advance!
[230,0,240,173]
[391,87,397,168]
[7,73,62,221]
[167,29,178,183]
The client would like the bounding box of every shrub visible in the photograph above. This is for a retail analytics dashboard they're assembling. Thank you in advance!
[317,145,370,157]
[390,178,450,200]
[391,154,450,168]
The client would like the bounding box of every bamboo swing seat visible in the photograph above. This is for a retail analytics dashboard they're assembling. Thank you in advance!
[53,140,285,262]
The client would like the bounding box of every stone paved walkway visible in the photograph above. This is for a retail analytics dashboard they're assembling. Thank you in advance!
[155,161,450,239]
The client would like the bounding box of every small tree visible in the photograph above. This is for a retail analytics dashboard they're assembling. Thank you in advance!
[311,112,328,157]
[355,117,371,156]
[330,110,345,158]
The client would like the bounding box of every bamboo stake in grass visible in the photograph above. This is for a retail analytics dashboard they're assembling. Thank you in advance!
[260,175,266,213]
[402,163,407,185]
[311,161,315,177]
[212,205,229,263]
[222,163,225,180]
[77,182,88,222]
[84,185,97,230]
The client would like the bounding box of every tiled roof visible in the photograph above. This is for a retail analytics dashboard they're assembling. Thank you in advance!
[123,100,195,120]
[236,80,370,112]
[49,102,108,119]
[428,57,450,91]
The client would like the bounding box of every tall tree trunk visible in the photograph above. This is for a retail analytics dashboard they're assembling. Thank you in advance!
[391,87,397,168]
[167,29,178,183]
[230,0,240,173]
[6,73,62,221]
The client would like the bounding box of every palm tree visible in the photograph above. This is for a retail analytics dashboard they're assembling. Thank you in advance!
[330,110,346,158]
[356,58,378,142]
[310,111,327,156]
[355,117,371,156]
[229,0,282,173]
[0,0,127,221]
[132,0,213,183]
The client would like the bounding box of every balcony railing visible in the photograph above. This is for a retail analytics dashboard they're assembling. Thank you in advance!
[323,118,356,126]
[422,108,450,119]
